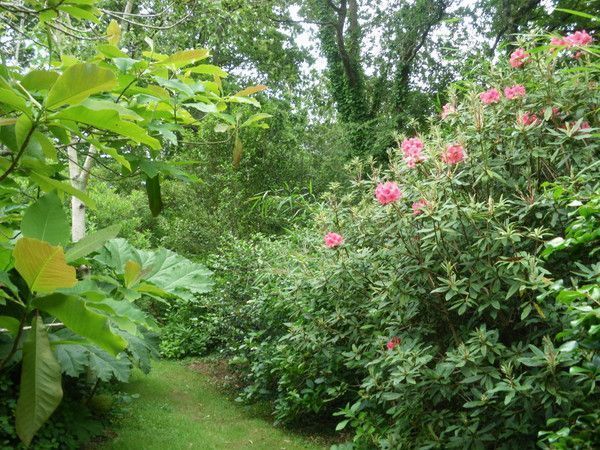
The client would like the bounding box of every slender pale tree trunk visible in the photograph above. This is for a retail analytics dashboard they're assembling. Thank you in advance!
[67,145,96,242]
[121,0,135,33]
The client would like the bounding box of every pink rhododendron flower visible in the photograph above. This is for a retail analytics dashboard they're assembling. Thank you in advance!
[441,144,466,165]
[479,88,501,104]
[581,121,591,130]
[509,48,529,68]
[517,112,540,127]
[386,336,401,350]
[401,137,426,168]
[504,85,526,100]
[550,36,571,47]
[375,181,403,205]
[441,103,456,119]
[412,199,429,216]
[566,30,593,46]
[324,232,344,248]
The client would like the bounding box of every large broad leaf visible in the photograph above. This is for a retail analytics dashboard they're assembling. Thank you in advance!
[94,238,141,273]
[234,84,267,97]
[87,346,131,382]
[13,238,76,293]
[53,106,160,149]
[139,248,213,300]
[21,70,59,92]
[155,49,209,68]
[45,63,117,110]
[65,224,121,262]
[124,260,142,288]
[21,192,70,246]
[30,172,96,208]
[33,294,127,356]
[15,315,63,446]
[145,175,163,217]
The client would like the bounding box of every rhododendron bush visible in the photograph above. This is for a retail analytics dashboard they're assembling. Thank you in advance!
[213,33,600,449]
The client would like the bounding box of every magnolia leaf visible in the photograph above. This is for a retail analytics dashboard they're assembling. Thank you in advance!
[234,84,267,97]
[145,175,163,217]
[21,192,70,246]
[33,294,127,356]
[240,113,272,128]
[53,106,160,150]
[65,224,121,262]
[106,19,121,46]
[13,238,76,293]
[139,248,213,300]
[21,70,59,92]
[233,133,243,169]
[187,64,228,78]
[124,260,142,288]
[45,63,117,110]
[29,172,96,208]
[0,315,19,335]
[156,49,210,68]
[15,315,63,446]
[95,238,141,273]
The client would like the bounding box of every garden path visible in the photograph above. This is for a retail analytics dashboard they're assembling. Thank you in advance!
[97,359,327,450]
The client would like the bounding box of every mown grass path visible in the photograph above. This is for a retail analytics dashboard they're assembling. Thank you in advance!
[97,359,327,450]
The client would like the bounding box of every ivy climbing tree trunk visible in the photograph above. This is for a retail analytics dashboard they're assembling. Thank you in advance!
[67,145,95,242]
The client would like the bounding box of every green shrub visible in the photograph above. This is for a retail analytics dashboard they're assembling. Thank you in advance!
[211,32,599,448]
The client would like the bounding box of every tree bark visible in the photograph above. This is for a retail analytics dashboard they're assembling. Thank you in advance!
[67,145,96,242]
[121,0,135,33]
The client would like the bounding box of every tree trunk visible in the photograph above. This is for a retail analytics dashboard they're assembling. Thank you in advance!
[121,0,135,33]
[67,145,96,242]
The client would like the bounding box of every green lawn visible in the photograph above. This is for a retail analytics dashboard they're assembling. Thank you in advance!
[96,359,328,450]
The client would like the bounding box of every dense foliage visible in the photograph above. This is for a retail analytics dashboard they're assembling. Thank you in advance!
[191,32,600,448]
[2,1,599,449]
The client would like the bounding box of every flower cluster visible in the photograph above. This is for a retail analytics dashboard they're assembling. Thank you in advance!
[324,232,344,248]
[401,137,426,168]
[479,88,501,104]
[509,48,529,68]
[504,84,526,100]
[375,181,403,205]
[550,30,593,57]
[441,103,456,119]
[412,199,429,216]
[442,144,466,165]
[517,112,540,127]
[386,336,401,350]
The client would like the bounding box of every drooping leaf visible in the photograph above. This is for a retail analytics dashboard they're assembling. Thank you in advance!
[15,315,63,446]
[45,63,117,110]
[33,294,127,356]
[233,132,243,168]
[21,192,70,246]
[13,238,77,293]
[65,224,121,262]
[145,175,163,217]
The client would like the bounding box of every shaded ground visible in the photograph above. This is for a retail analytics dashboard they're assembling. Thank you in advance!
[94,359,329,450]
